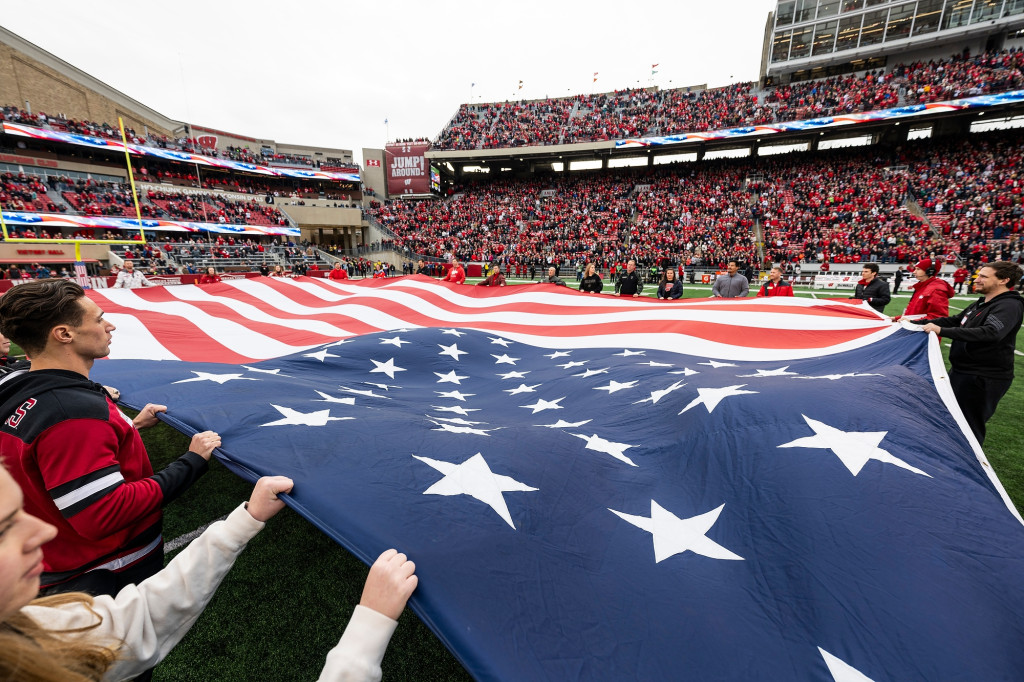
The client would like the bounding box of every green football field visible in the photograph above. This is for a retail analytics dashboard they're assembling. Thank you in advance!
[122,280,1023,681]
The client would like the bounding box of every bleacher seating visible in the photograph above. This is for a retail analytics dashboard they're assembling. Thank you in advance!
[431,48,1024,151]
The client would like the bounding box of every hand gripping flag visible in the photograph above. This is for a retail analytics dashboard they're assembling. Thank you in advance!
[90,276,1024,681]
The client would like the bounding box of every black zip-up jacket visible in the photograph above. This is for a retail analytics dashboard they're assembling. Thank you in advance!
[922,290,1024,379]
[851,277,891,313]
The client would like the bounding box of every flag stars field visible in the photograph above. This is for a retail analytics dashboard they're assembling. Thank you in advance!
[435,370,470,384]
[413,452,538,529]
[520,397,566,413]
[609,500,744,564]
[173,371,259,385]
[438,343,468,361]
[779,415,931,477]
[260,404,354,427]
[571,433,637,466]
[369,357,406,379]
[678,385,758,415]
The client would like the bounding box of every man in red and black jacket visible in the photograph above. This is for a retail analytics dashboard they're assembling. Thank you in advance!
[756,266,794,297]
[0,279,221,597]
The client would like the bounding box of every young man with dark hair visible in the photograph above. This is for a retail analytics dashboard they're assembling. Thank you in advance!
[918,261,1024,444]
[0,279,221,596]
[850,263,891,313]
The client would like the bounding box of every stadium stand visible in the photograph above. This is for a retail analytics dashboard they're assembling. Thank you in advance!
[432,49,1024,150]
[369,129,1024,272]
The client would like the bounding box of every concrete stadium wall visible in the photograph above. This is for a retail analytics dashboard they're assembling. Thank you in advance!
[0,28,183,138]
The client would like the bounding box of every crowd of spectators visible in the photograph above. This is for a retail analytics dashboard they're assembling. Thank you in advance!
[368,129,1024,274]
[0,171,65,213]
[432,48,1024,150]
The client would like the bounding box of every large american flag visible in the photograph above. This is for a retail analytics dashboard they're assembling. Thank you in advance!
[90,276,1024,681]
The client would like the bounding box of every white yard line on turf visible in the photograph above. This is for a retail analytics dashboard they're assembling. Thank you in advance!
[165,514,228,553]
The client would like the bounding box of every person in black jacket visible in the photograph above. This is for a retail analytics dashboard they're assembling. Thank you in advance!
[579,263,603,294]
[656,268,683,299]
[850,263,891,313]
[917,261,1024,444]
[615,259,643,297]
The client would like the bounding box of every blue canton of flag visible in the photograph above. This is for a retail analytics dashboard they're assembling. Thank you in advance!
[93,324,1024,681]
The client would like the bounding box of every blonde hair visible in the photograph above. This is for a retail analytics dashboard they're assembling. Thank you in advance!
[0,593,118,681]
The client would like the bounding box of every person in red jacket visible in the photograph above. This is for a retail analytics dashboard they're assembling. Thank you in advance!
[477,264,506,287]
[898,259,955,320]
[0,280,220,596]
[198,266,221,285]
[756,266,794,297]
[328,262,349,281]
[952,265,970,294]
[442,260,466,284]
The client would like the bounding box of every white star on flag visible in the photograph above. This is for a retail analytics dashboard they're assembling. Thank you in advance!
[778,415,931,477]
[435,390,475,401]
[497,370,529,379]
[739,366,798,377]
[818,648,876,682]
[313,391,356,405]
[669,368,700,376]
[638,361,673,367]
[427,420,499,436]
[504,383,540,395]
[338,385,390,399]
[794,373,884,381]
[430,415,485,426]
[679,385,758,414]
[520,397,565,413]
[572,433,637,466]
[370,358,406,380]
[326,339,352,347]
[173,371,258,385]
[304,349,340,362]
[380,336,409,347]
[364,382,398,390]
[242,366,290,376]
[544,351,572,359]
[699,360,737,368]
[435,370,470,384]
[609,500,744,563]
[492,354,520,365]
[594,380,638,394]
[413,452,537,529]
[261,405,354,427]
[573,368,609,378]
[430,405,480,415]
[441,329,466,337]
[633,380,687,405]
[438,343,468,361]
[614,349,646,357]
[488,337,512,347]
[558,360,588,369]
[537,419,592,428]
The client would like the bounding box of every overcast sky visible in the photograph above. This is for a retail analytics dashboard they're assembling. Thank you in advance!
[1,1,776,164]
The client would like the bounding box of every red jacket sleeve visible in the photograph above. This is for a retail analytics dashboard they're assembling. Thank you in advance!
[35,419,163,540]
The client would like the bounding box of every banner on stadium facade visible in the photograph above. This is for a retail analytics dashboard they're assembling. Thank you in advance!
[0,211,300,237]
[385,142,429,196]
[0,122,361,184]
[615,89,1024,149]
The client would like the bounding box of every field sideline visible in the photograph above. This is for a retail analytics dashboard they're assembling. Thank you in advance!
[119,279,1022,681]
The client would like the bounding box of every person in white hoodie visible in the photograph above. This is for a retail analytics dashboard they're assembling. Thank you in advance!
[0,466,417,681]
